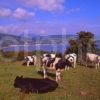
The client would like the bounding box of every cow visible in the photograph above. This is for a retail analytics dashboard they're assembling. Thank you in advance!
[54,53,77,81]
[86,53,100,69]
[65,53,77,69]
[42,53,62,70]
[23,55,37,67]
[42,53,56,68]
[41,53,61,81]
[14,76,58,94]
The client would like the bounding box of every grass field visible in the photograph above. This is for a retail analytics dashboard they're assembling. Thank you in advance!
[0,61,100,100]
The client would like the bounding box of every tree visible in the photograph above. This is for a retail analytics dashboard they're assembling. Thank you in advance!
[65,39,78,54]
[65,31,99,64]
[77,31,95,63]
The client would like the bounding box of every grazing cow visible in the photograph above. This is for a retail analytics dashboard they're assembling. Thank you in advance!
[86,53,100,69]
[41,53,73,82]
[41,53,56,78]
[23,55,37,67]
[42,53,56,67]
[54,58,73,82]
[42,53,62,69]
[14,76,58,94]
[65,53,77,69]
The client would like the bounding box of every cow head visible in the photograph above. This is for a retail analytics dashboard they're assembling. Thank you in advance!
[14,76,23,88]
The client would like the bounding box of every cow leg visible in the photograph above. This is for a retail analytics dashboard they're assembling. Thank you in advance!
[97,62,100,69]
[65,66,69,70]
[95,63,98,69]
[96,62,99,69]
[43,66,47,78]
[73,60,76,68]
[85,57,88,67]
[98,63,100,69]
[85,63,87,67]
[67,66,69,70]
[27,61,30,67]
[52,63,56,69]
[56,69,61,82]
[65,66,67,70]
[92,62,94,67]
[73,62,75,68]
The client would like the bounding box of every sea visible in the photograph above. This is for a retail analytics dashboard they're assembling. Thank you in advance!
[2,41,100,53]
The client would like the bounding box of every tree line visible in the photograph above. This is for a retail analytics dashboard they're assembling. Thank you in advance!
[65,31,100,65]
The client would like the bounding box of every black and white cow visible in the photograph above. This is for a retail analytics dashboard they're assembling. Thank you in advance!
[42,53,56,67]
[65,53,77,69]
[42,53,61,82]
[23,55,37,67]
[54,53,77,81]
[41,53,77,82]
[86,53,100,69]
[42,53,62,69]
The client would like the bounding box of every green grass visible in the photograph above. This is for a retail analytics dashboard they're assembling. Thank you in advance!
[0,61,100,100]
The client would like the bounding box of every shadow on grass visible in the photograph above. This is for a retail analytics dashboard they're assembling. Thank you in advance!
[22,62,34,66]
[85,64,96,68]
[37,70,56,79]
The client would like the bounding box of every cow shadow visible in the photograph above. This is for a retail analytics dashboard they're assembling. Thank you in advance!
[14,76,58,94]
[86,65,96,68]
[85,63,96,68]
[37,70,56,79]
[22,62,34,66]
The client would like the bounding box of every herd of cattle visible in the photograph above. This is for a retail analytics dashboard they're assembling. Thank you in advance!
[23,52,100,82]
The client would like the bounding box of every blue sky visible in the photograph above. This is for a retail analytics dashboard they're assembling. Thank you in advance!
[0,0,100,36]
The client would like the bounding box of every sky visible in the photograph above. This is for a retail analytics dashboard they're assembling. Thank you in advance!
[0,0,100,36]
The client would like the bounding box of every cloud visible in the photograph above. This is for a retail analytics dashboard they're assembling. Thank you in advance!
[0,8,12,17]
[0,7,35,20]
[12,8,35,19]
[17,0,65,12]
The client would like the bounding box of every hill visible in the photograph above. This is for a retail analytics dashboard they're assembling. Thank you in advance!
[0,33,75,45]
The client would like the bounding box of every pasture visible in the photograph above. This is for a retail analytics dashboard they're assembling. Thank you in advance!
[0,61,100,100]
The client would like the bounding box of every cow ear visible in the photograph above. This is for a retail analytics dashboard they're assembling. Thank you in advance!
[16,76,19,79]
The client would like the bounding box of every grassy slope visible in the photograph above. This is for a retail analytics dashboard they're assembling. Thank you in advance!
[0,62,100,100]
